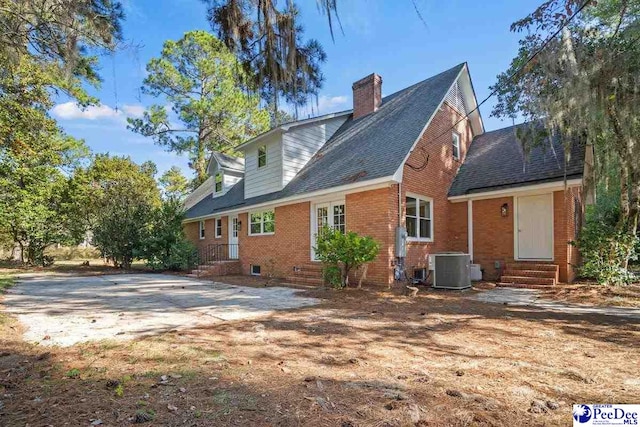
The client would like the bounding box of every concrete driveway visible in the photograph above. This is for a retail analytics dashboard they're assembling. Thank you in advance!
[3,273,319,347]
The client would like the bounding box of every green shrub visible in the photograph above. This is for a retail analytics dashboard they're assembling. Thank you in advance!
[139,199,198,271]
[314,226,380,288]
[577,196,639,285]
[322,265,342,289]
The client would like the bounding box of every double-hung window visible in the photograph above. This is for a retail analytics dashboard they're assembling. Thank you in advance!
[452,131,461,160]
[405,195,433,241]
[198,220,205,239]
[214,172,223,193]
[249,210,275,235]
[215,218,222,238]
[258,145,267,168]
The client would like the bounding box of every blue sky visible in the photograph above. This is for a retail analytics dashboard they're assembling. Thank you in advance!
[51,0,540,178]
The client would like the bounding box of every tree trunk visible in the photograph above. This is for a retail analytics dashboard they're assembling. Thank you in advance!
[357,264,368,288]
[620,161,631,225]
[195,128,208,185]
[342,264,350,288]
[628,164,640,237]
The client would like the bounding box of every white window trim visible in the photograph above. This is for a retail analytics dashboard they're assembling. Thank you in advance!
[405,193,434,243]
[257,145,267,169]
[198,220,205,240]
[214,217,223,238]
[310,199,346,260]
[452,131,461,161]
[248,209,275,236]
[250,264,261,276]
[214,171,224,194]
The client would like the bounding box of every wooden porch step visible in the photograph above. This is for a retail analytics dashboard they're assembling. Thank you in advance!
[500,275,555,286]
[502,269,557,279]
[505,263,559,272]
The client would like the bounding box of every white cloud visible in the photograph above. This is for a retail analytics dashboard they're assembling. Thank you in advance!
[51,102,146,121]
[317,95,349,114]
[52,102,120,120]
[121,104,145,118]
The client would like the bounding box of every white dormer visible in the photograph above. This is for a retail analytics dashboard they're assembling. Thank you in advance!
[206,152,244,198]
[237,112,350,199]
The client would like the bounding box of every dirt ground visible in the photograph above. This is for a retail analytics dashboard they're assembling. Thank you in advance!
[540,282,640,308]
[1,275,639,427]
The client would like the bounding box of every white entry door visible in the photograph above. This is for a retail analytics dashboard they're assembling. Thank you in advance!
[516,194,553,260]
[311,201,345,260]
[229,215,239,259]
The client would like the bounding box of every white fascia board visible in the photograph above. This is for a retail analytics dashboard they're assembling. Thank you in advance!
[391,65,467,183]
[235,110,352,151]
[183,175,398,223]
[236,128,283,152]
[448,178,583,202]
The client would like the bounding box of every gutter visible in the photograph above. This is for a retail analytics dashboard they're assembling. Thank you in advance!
[448,177,583,202]
[183,175,399,223]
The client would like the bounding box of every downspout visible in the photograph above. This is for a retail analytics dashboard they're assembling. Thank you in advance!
[398,182,402,227]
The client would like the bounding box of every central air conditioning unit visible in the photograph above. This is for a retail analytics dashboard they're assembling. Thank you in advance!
[430,253,471,290]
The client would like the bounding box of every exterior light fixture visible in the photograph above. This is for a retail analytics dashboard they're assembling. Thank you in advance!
[501,203,509,217]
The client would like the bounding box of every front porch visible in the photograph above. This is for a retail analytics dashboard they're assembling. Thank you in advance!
[189,243,241,278]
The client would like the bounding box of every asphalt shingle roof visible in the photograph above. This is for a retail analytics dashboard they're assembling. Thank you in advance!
[185,63,465,219]
[448,123,585,197]
[213,151,245,172]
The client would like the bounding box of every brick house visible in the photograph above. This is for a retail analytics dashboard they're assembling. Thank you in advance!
[183,63,591,286]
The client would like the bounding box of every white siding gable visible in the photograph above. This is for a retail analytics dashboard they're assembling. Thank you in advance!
[212,168,243,198]
[282,116,347,186]
[243,133,283,199]
[444,79,469,115]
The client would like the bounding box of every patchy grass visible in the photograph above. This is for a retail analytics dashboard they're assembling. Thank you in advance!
[0,274,14,292]
[541,282,640,308]
[0,283,638,426]
[0,259,151,277]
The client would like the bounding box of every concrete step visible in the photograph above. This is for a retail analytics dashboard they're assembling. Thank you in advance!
[503,269,557,279]
[500,275,555,286]
[496,282,555,289]
[505,263,558,272]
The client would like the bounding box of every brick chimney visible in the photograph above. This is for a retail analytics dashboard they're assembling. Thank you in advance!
[352,73,382,119]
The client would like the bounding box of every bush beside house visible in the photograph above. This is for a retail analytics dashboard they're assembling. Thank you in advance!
[314,226,380,289]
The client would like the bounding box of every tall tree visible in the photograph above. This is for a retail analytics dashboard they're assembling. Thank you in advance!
[0,0,124,152]
[491,0,640,237]
[159,166,190,201]
[79,155,161,269]
[204,0,327,115]
[128,31,269,185]
[0,132,89,265]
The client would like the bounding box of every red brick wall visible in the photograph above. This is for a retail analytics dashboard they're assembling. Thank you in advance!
[237,202,311,278]
[184,217,228,254]
[345,186,398,285]
[554,188,582,283]
[468,189,582,283]
[401,103,474,271]
[471,197,514,280]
